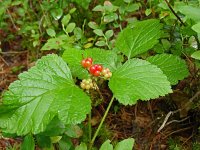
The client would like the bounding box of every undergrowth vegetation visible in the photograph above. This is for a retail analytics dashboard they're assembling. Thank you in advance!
[1,0,200,149]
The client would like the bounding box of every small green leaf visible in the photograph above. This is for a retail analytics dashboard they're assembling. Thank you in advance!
[21,134,35,150]
[109,58,172,105]
[145,8,152,16]
[69,8,76,14]
[62,14,71,26]
[147,54,189,85]
[115,19,162,58]
[41,38,63,50]
[71,0,91,9]
[114,138,135,150]
[93,29,104,36]
[75,142,87,150]
[126,3,140,12]
[105,30,114,39]
[192,22,200,33]
[66,23,76,33]
[191,51,200,60]
[51,8,63,20]
[93,5,104,11]
[104,13,118,23]
[65,125,83,138]
[100,140,113,150]
[36,134,51,148]
[88,21,99,30]
[74,27,83,40]
[0,54,91,135]
[46,28,56,37]
[95,40,106,46]
[51,136,62,143]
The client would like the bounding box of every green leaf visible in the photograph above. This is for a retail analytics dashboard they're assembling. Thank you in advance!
[147,54,189,85]
[0,54,91,135]
[62,14,71,26]
[66,23,76,33]
[105,30,114,39]
[115,19,162,58]
[126,3,140,12]
[100,140,113,150]
[58,136,73,150]
[192,22,200,33]
[46,28,56,37]
[36,134,51,148]
[71,0,91,9]
[93,5,104,12]
[191,51,200,60]
[109,58,172,105]
[95,40,106,47]
[62,48,89,79]
[178,6,200,22]
[75,142,87,150]
[62,48,118,79]
[114,138,135,150]
[104,13,118,23]
[93,29,104,36]
[51,8,63,20]
[88,21,99,30]
[69,8,76,14]
[21,134,35,150]
[41,38,63,50]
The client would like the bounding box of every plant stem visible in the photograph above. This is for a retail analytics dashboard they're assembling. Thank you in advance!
[89,96,115,149]
[88,111,92,142]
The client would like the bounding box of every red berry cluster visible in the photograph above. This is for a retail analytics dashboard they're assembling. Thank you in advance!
[81,57,112,78]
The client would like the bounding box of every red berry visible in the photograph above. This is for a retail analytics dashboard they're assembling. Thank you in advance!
[89,64,103,76]
[93,70,100,76]
[81,57,93,68]
[97,65,103,72]
[86,57,93,63]
[89,66,96,74]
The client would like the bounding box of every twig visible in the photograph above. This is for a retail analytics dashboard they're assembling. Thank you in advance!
[163,126,193,139]
[157,90,200,133]
[0,55,9,66]
[6,9,18,31]
[0,51,28,54]
[157,111,173,133]
[165,116,190,126]
[164,0,185,26]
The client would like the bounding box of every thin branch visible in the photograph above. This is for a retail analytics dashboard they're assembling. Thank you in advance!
[6,9,18,30]
[157,90,200,133]
[164,0,185,26]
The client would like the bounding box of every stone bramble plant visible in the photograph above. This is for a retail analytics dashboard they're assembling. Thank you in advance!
[0,19,189,149]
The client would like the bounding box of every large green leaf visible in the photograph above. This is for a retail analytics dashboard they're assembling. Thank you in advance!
[0,54,91,135]
[109,59,172,105]
[114,138,135,150]
[62,48,118,79]
[147,54,189,85]
[115,19,162,58]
